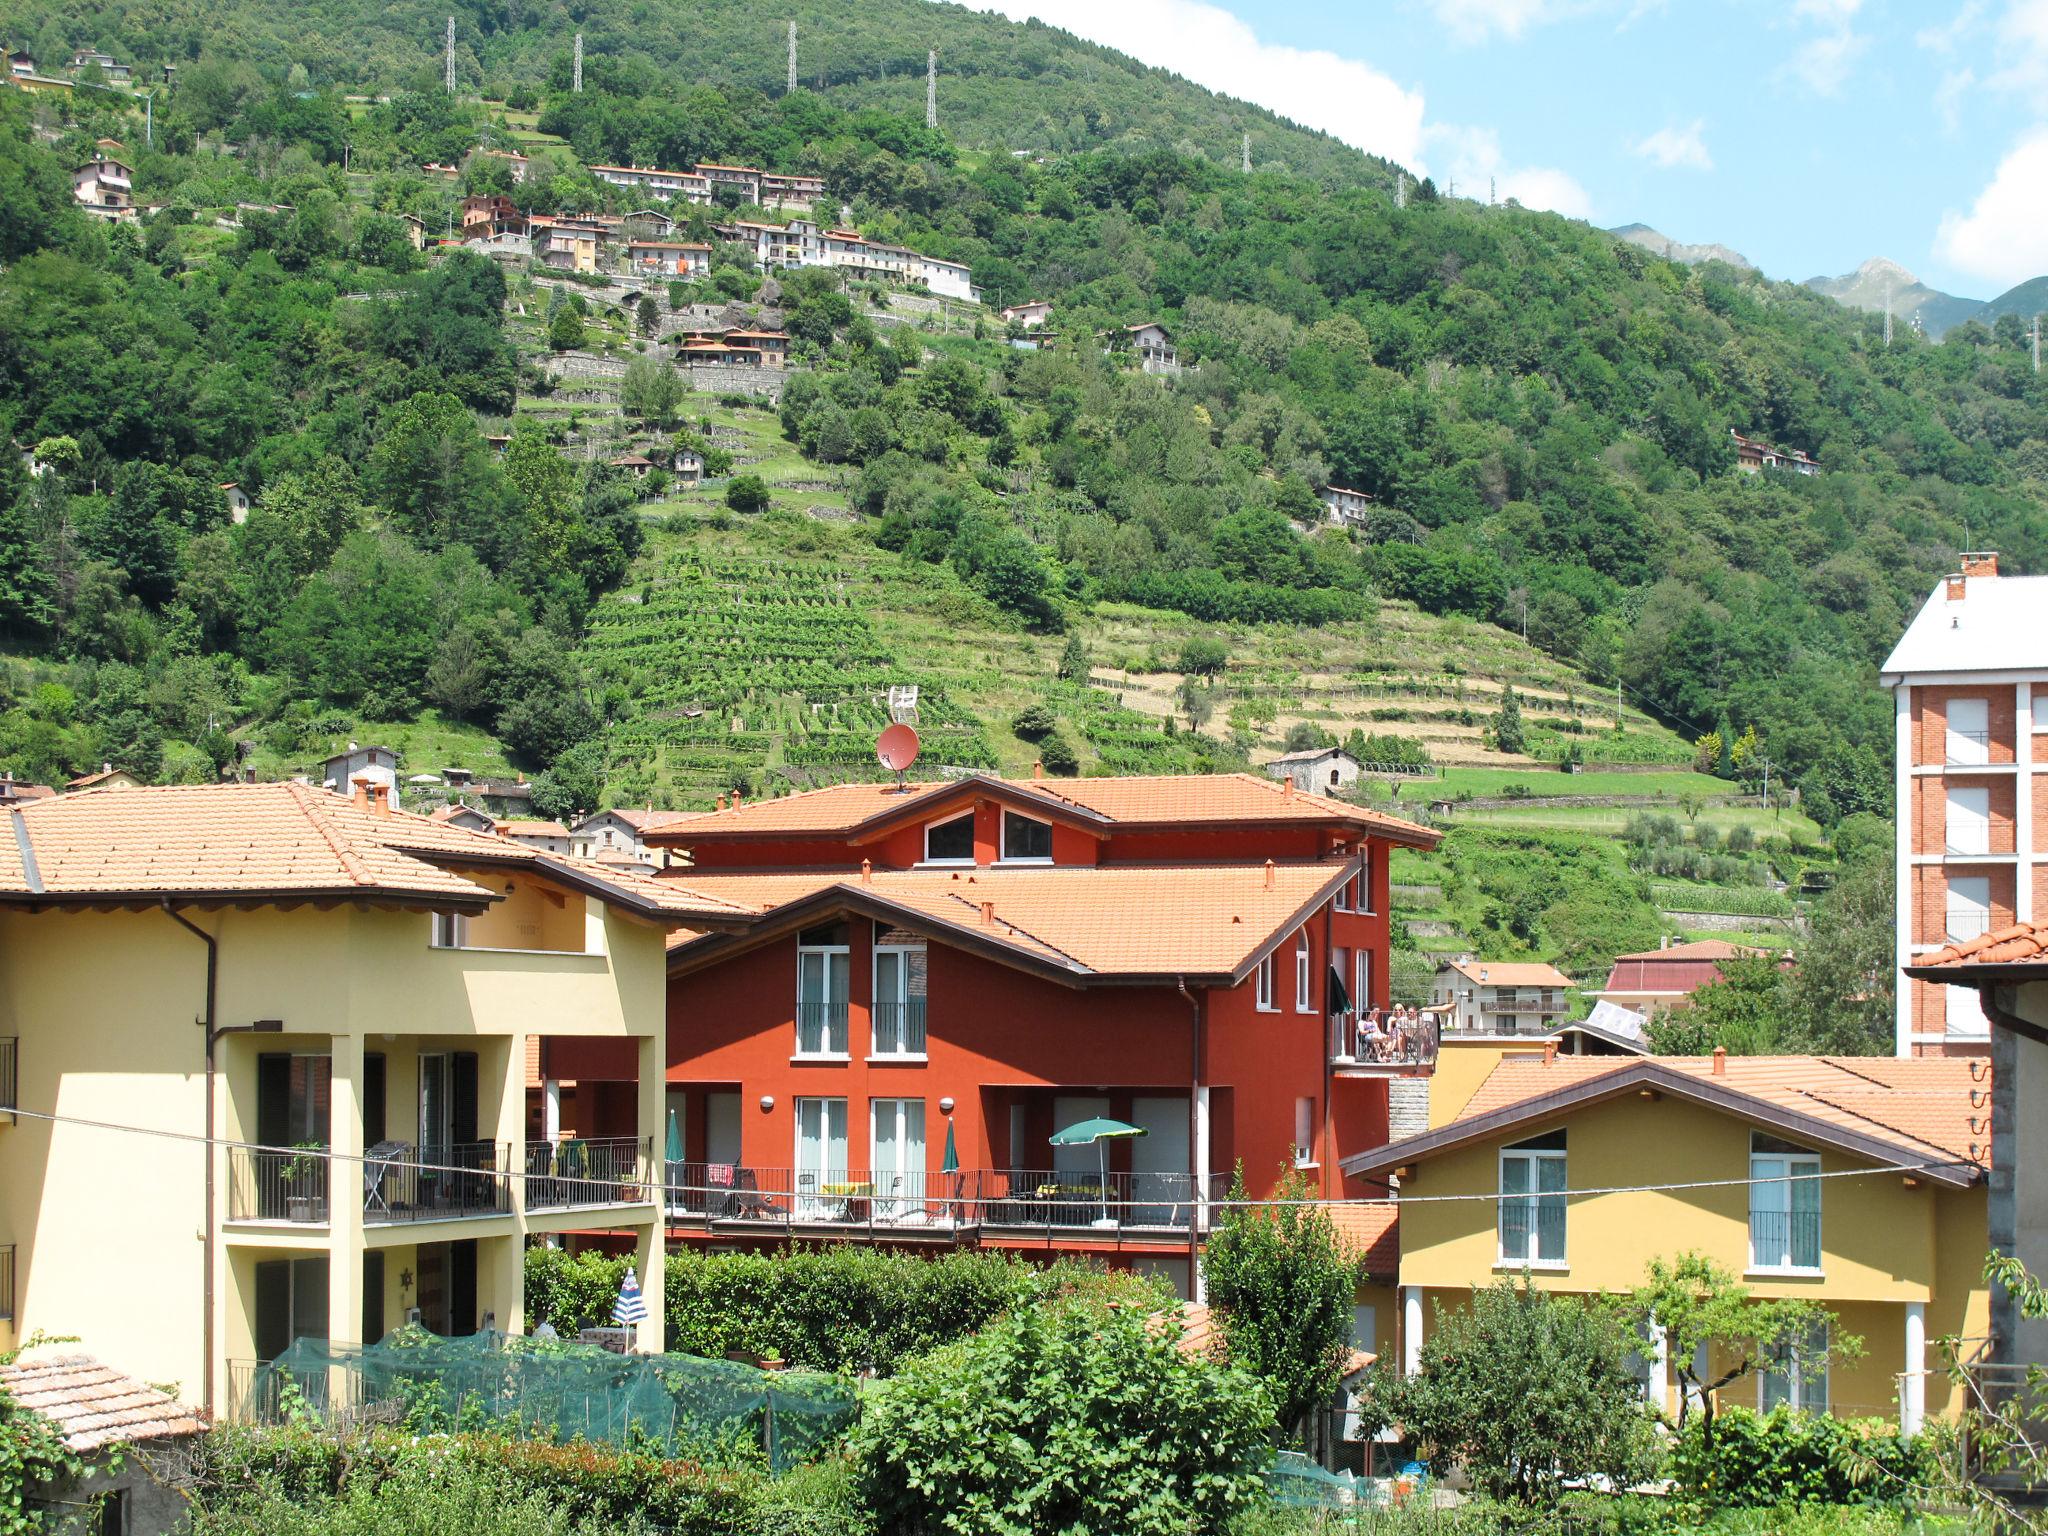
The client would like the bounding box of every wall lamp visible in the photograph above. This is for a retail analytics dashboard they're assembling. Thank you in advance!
[758,1094,775,1112]
[939,1097,956,1115]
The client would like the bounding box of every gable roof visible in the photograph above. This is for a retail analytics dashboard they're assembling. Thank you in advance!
[0,1356,204,1451]
[650,773,1438,850]
[1881,573,2048,679]
[0,783,746,925]
[64,766,130,790]
[1611,939,1756,963]
[577,807,699,834]
[666,859,1358,987]
[1438,958,1575,988]
[1340,1054,1988,1187]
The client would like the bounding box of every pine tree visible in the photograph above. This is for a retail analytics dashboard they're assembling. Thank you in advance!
[1057,632,1089,681]
[1493,684,1525,754]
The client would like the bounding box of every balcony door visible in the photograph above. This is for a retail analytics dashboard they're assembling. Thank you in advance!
[417,1052,479,1160]
[1130,1096,1189,1225]
[870,1098,926,1215]
[1946,786,1991,856]
[1945,698,1989,765]
[796,925,850,1056]
[794,1097,847,1215]
[1947,876,1992,944]
[873,944,927,1056]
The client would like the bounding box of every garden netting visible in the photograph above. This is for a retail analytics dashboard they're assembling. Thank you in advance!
[241,1328,861,1469]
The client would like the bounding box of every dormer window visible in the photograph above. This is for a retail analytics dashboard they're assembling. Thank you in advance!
[923,811,975,865]
[1000,810,1053,863]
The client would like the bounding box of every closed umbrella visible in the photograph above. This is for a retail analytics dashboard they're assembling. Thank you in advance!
[612,1267,648,1334]
[1048,1116,1148,1229]
[941,1117,960,1223]
[665,1108,686,1211]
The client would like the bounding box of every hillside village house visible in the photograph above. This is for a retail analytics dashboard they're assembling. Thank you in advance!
[8,48,34,78]
[65,764,140,793]
[498,819,577,856]
[474,147,531,183]
[221,482,251,524]
[69,48,128,81]
[1594,938,1770,1017]
[721,219,975,301]
[624,240,711,279]
[1432,958,1575,1036]
[1731,429,1820,476]
[71,154,133,220]
[1880,552,2039,1056]
[673,330,789,369]
[0,783,744,1412]
[549,773,1442,1308]
[322,745,399,806]
[1906,926,2048,1404]
[1266,747,1362,796]
[1102,322,1179,375]
[1001,299,1053,327]
[537,220,601,274]
[1319,486,1375,528]
[575,808,698,869]
[1344,1050,1991,1432]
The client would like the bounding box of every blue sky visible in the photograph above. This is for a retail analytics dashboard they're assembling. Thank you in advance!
[970,1,2048,299]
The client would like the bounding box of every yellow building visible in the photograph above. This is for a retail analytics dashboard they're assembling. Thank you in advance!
[1342,1049,1990,1432]
[0,782,744,1419]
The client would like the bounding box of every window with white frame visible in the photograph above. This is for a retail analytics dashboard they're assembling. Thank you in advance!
[872,943,928,1056]
[1255,953,1277,1011]
[1354,948,1371,1016]
[923,811,975,864]
[1294,1097,1315,1167]
[1499,1131,1567,1266]
[795,922,850,1056]
[1354,852,1372,913]
[431,912,468,948]
[1749,1134,1821,1272]
[1760,1323,1830,1414]
[1294,930,1314,1013]
[1000,809,1053,862]
[1333,874,1353,913]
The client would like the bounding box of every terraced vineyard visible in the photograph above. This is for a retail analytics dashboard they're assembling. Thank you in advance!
[583,550,997,799]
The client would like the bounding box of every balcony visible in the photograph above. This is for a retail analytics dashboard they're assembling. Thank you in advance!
[1480,992,1568,1016]
[524,1137,653,1211]
[663,1165,1227,1243]
[227,1143,513,1225]
[1331,1015,1439,1075]
[871,999,927,1056]
[1748,1208,1822,1273]
[1943,730,1993,767]
[1946,909,1995,944]
[794,1001,849,1057]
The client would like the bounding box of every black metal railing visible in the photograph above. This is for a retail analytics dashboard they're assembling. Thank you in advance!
[227,1146,333,1223]
[663,1165,1228,1239]
[1499,1197,1566,1266]
[1480,992,1567,1015]
[794,1000,848,1055]
[1749,1208,1822,1271]
[365,1141,510,1222]
[525,1137,651,1209]
[871,999,927,1055]
[1332,1015,1440,1070]
[0,1242,14,1323]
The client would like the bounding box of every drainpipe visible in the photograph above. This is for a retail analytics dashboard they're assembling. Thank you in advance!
[163,902,219,1419]
[1177,976,1205,1301]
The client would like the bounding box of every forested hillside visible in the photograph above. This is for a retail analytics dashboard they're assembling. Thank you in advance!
[0,0,1393,188]
[0,7,2044,850]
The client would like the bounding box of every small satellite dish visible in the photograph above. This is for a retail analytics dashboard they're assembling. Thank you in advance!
[877,722,921,778]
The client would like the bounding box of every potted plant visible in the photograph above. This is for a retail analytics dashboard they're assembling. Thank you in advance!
[282,1140,328,1222]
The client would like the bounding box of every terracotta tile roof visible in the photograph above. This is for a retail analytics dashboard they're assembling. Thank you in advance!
[582,808,698,833]
[1910,920,2048,971]
[499,820,571,837]
[429,803,494,825]
[1611,939,1757,963]
[654,773,1438,847]
[1328,1201,1400,1278]
[1440,959,1576,988]
[0,783,743,923]
[64,766,128,789]
[1452,1054,1988,1170]
[665,860,1353,981]
[0,1355,204,1451]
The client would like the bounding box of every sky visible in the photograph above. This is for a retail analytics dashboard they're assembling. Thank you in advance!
[962,0,2048,301]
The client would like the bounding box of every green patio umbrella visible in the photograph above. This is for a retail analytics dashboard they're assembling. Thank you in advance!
[940,1117,959,1174]
[1048,1117,1147,1228]
[665,1107,685,1165]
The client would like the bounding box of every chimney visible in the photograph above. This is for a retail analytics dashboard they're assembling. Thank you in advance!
[861,858,872,886]
[366,782,392,815]
[1542,1039,1557,1065]
[1282,776,1294,799]
[1263,859,1275,890]
[1960,550,1999,579]
[350,774,373,809]
[1711,1045,1727,1077]
[1946,573,1968,603]
[1032,759,1043,780]
[1660,934,1670,950]
[979,900,995,926]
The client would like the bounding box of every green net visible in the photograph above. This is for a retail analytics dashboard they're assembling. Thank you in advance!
[242,1328,860,1470]
[1265,1450,1379,1509]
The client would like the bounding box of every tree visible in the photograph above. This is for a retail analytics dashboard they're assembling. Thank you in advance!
[852,1302,1273,1536]
[1782,846,1894,1054]
[1057,632,1089,682]
[1037,732,1079,776]
[725,473,770,513]
[1178,636,1228,676]
[1493,684,1526,755]
[619,355,682,427]
[1647,957,1788,1054]
[1010,702,1057,740]
[1629,1254,1854,1466]
[1370,1278,1657,1505]
[548,306,585,352]
[1282,721,1334,754]
[1176,676,1215,732]
[635,291,659,338]
[1202,1168,1356,1442]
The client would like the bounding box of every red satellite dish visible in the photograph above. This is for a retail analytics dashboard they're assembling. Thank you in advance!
[877,722,921,774]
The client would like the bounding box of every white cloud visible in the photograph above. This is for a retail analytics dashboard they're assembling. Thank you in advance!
[1425,0,1558,44]
[1633,119,1712,170]
[1933,130,2048,289]
[1429,123,1595,217]
[1934,67,1976,133]
[1792,0,1862,21]
[1986,0,2048,92]
[1780,0,1867,94]
[974,0,1428,168]
[1914,2,1985,53]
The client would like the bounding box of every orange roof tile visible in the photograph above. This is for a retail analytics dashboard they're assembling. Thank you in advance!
[1440,958,1576,988]
[583,807,698,833]
[1328,1201,1400,1278]
[1349,1053,1989,1182]
[1910,920,2048,971]
[666,860,1353,982]
[1611,939,1758,963]
[0,1355,204,1451]
[0,783,744,924]
[499,819,571,837]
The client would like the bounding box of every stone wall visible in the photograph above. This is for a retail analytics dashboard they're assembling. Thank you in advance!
[682,362,786,400]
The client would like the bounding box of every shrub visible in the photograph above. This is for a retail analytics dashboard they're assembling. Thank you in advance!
[1670,1406,1932,1507]
[1037,732,1080,776]
[726,474,770,513]
[852,1302,1273,1535]
[1010,702,1057,741]
[1178,635,1230,675]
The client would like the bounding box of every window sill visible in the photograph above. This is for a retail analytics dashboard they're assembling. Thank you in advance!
[994,858,1053,868]
[790,1053,851,1064]
[864,1054,928,1064]
[1293,1160,1320,1171]
[1746,1266,1825,1280]
[1495,1261,1569,1273]
[1254,1004,1280,1015]
[431,943,605,959]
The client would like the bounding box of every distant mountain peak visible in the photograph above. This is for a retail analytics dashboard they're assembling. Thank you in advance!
[1608,223,1755,271]
[1804,259,1982,338]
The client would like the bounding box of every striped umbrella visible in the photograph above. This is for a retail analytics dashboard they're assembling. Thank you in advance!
[612,1267,649,1328]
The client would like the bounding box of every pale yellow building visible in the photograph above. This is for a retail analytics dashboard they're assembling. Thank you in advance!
[1343,1050,1990,1432]
[0,782,745,1419]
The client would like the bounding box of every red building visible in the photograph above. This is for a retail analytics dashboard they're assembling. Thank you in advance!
[575,771,1440,1297]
